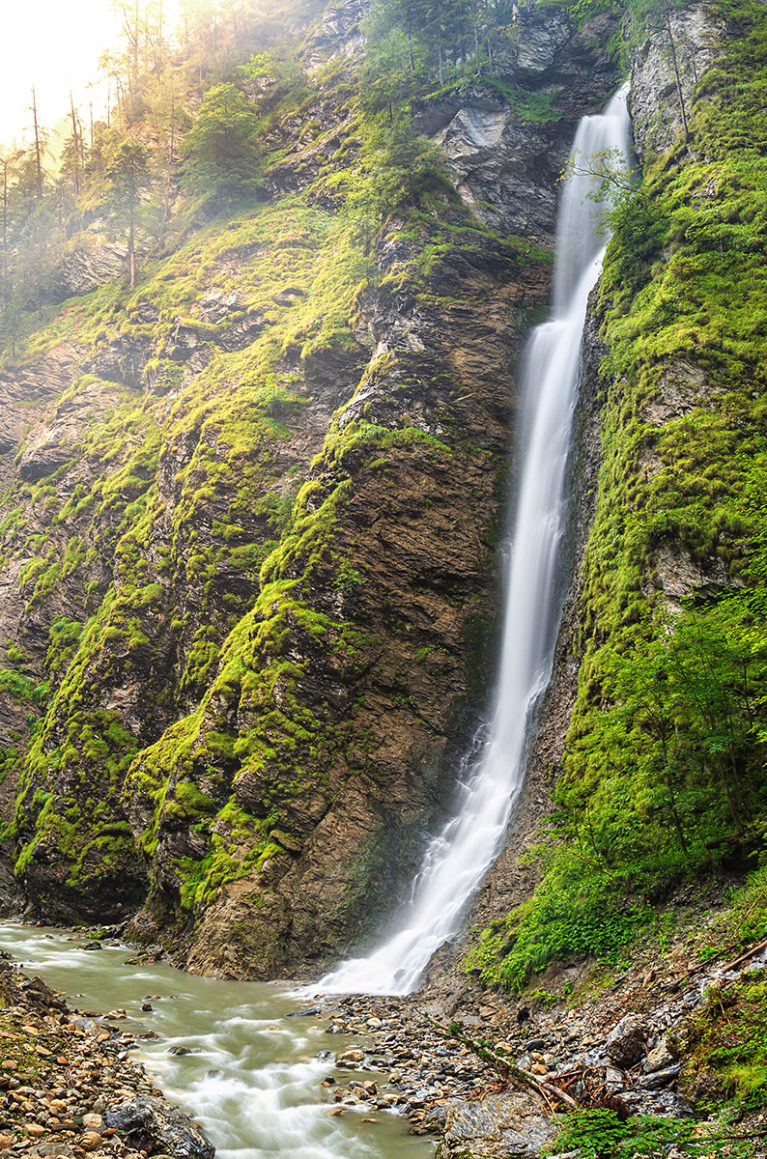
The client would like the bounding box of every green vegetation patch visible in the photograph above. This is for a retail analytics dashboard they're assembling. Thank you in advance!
[679,972,767,1111]
[547,1108,762,1158]
[466,0,767,991]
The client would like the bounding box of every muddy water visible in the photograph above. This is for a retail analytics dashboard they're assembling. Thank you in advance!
[0,924,434,1159]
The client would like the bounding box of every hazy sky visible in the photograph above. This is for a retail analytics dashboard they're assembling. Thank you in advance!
[0,1,181,148]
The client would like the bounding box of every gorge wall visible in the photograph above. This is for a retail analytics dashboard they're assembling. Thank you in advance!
[0,0,621,977]
[1,0,765,1005]
[459,0,767,996]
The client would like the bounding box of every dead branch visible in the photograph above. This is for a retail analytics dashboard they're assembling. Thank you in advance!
[424,1014,581,1111]
[719,936,767,974]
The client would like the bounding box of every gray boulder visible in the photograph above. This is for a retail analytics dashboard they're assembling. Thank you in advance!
[605,1015,648,1069]
[104,1096,214,1158]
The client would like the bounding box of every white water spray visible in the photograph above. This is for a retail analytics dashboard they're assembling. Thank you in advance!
[319,86,632,997]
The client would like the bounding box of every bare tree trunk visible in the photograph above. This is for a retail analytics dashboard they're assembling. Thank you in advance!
[128,208,136,288]
[405,4,416,73]
[133,0,140,93]
[1,159,7,291]
[163,92,176,225]
[663,3,689,142]
[31,88,43,199]
[69,89,82,195]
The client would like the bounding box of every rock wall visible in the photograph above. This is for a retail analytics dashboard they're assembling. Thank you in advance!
[447,0,764,1002]
[629,1,718,159]
[0,0,621,977]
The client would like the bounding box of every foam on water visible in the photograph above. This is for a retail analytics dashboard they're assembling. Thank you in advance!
[0,923,431,1159]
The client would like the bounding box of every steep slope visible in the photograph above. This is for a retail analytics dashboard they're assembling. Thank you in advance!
[0,0,620,976]
[415,4,767,1153]
[465,0,767,1004]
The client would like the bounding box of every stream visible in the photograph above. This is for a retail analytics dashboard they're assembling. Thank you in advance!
[0,79,635,1159]
[0,923,434,1159]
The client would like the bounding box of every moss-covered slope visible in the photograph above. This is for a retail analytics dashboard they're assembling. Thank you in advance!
[467,0,767,993]
[0,0,624,975]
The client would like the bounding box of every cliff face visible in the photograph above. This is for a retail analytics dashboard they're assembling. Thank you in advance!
[0,1,621,975]
[461,0,767,1009]
[467,0,722,951]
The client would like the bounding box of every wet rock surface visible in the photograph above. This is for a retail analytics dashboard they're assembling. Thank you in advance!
[425,7,622,246]
[103,1100,213,1159]
[2,921,766,1159]
[629,1,718,160]
[0,951,214,1157]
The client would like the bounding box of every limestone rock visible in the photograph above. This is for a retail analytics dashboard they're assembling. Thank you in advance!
[630,2,718,159]
[605,1015,648,1069]
[644,1042,676,1074]
[104,1097,214,1158]
[303,0,366,73]
[653,545,732,604]
[436,1090,554,1158]
[515,7,573,77]
[54,238,128,297]
[639,1063,682,1090]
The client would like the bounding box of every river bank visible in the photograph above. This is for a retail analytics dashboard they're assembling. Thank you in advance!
[0,947,213,1158]
[313,900,767,1158]
[0,924,434,1159]
[2,914,767,1159]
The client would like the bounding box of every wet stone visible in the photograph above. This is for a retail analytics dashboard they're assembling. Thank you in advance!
[79,1132,103,1151]
[644,1043,676,1073]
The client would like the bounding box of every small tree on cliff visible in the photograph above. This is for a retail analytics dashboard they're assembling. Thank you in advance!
[104,138,150,287]
[183,83,261,209]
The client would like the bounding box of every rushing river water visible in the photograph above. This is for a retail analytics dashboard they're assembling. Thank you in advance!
[0,923,434,1159]
[0,80,635,1159]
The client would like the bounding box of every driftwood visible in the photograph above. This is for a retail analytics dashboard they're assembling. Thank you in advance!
[712,1128,767,1143]
[719,936,767,974]
[424,1014,581,1111]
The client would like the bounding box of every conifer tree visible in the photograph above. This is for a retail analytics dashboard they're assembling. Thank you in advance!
[183,82,260,208]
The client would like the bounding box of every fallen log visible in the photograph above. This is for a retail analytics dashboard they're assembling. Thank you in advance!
[424,1014,581,1111]
[719,936,767,974]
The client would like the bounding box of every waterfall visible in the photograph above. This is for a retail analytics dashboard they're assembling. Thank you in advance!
[319,84,632,997]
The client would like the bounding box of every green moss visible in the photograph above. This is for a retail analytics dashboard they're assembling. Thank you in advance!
[175,803,274,912]
[467,0,767,991]
[680,973,767,1111]
[545,1107,760,1158]
[0,670,49,711]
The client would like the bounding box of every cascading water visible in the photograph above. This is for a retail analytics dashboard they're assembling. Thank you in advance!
[319,84,632,997]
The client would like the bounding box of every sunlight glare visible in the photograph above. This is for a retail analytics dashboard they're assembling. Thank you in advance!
[0,1,181,148]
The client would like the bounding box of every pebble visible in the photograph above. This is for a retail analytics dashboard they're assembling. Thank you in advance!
[309,941,767,1144]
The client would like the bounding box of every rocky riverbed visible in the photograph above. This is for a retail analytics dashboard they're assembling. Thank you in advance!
[2,920,767,1159]
[0,950,213,1158]
[312,929,767,1158]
